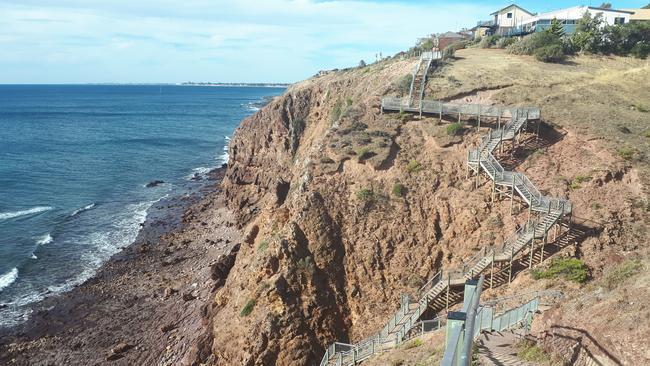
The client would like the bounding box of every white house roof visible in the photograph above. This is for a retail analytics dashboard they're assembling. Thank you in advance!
[490,4,534,16]
[520,6,634,25]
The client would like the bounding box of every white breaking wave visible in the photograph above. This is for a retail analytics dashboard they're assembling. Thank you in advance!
[0,206,52,221]
[0,268,18,292]
[185,166,214,180]
[36,234,53,246]
[220,135,230,164]
[71,203,96,217]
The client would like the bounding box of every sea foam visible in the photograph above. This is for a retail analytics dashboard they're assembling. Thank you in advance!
[71,203,96,217]
[0,268,18,292]
[36,234,53,246]
[0,206,52,221]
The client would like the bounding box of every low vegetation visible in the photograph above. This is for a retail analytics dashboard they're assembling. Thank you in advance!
[602,259,644,290]
[446,122,462,136]
[516,340,552,363]
[395,74,413,96]
[403,338,423,350]
[406,159,422,173]
[240,299,256,317]
[532,258,589,283]
[331,99,344,122]
[356,188,375,201]
[392,183,405,197]
[617,146,636,160]
[508,14,650,63]
[257,240,268,253]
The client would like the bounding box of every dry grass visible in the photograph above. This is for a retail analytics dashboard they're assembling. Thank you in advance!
[426,48,650,196]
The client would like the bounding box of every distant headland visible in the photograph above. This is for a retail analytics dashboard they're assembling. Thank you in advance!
[181,82,291,87]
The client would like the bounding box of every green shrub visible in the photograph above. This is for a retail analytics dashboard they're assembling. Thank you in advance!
[346,97,353,106]
[634,104,649,113]
[240,299,256,317]
[406,160,422,173]
[392,183,405,197]
[296,256,315,274]
[496,37,516,49]
[531,258,589,283]
[442,45,456,59]
[517,340,551,363]
[617,147,635,160]
[631,43,650,59]
[292,118,305,135]
[446,122,462,136]
[508,32,562,55]
[603,259,644,290]
[331,99,344,122]
[257,240,268,253]
[395,74,413,96]
[404,338,423,349]
[357,148,375,161]
[350,121,368,131]
[479,37,492,49]
[534,44,567,63]
[356,188,375,201]
[574,175,592,184]
[320,156,335,164]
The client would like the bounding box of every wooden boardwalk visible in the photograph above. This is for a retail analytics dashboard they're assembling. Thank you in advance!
[320,67,572,366]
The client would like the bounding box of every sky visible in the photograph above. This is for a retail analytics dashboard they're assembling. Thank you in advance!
[0,0,647,84]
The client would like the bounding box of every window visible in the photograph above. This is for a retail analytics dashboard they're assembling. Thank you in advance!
[614,17,625,25]
[507,12,513,19]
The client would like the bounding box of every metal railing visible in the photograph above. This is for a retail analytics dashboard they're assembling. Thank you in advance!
[441,276,485,366]
[323,102,570,366]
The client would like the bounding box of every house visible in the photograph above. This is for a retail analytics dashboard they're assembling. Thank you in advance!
[470,21,494,39]
[519,6,634,34]
[436,32,467,50]
[490,4,535,36]
[623,8,650,23]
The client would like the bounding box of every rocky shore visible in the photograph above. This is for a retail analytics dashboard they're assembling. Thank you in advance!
[0,167,241,366]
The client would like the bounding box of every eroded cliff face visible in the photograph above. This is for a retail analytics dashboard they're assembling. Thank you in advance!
[211,53,649,365]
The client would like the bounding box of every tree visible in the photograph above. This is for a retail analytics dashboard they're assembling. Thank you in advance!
[570,13,605,53]
[547,18,565,38]
[599,2,612,8]
[358,60,367,67]
[643,3,650,9]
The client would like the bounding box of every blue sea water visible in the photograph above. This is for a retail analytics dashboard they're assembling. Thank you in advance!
[0,84,284,326]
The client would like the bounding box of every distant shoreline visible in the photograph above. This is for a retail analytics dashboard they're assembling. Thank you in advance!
[0,83,291,87]
[180,82,291,88]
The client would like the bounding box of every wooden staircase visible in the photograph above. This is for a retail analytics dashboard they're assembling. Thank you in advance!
[320,104,572,366]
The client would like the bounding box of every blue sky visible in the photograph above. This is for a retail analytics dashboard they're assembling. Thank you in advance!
[0,0,647,83]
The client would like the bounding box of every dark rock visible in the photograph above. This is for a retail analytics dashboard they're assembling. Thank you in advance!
[160,323,176,333]
[182,292,196,301]
[146,180,165,188]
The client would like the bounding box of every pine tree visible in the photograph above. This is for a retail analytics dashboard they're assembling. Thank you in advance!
[547,18,565,38]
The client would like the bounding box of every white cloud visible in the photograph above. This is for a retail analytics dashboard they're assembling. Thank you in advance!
[0,1,493,83]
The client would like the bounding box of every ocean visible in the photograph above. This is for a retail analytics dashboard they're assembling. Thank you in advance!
[0,84,284,327]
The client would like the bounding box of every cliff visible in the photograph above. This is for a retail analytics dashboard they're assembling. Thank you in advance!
[210,49,650,365]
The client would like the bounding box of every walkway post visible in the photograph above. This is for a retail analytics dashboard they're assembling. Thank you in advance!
[508,247,513,284]
[510,174,515,215]
[497,108,501,131]
[439,101,443,122]
[446,276,451,312]
[490,251,495,289]
[477,105,481,131]
[529,223,535,269]
[541,230,547,263]
[491,178,495,203]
